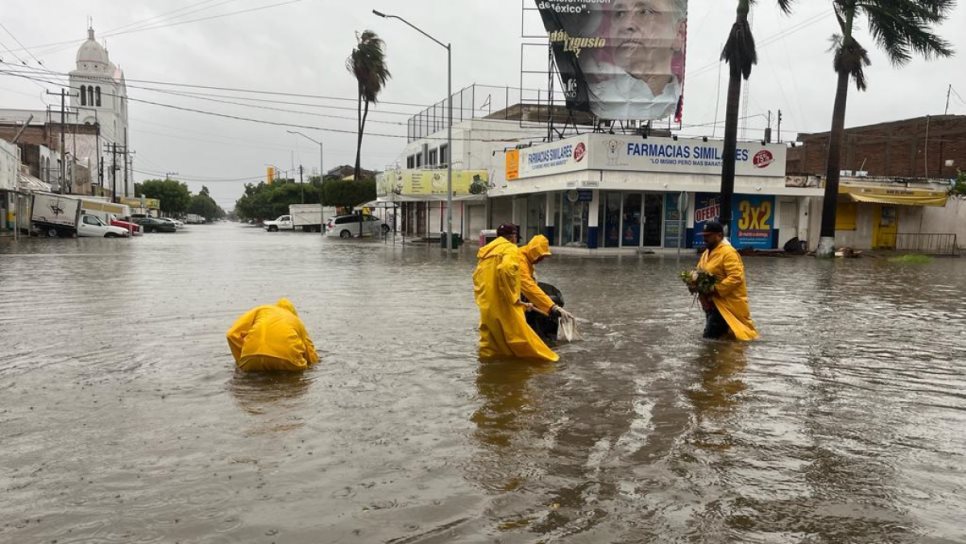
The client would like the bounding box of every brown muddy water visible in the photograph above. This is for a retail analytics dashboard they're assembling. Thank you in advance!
[1,223,965,543]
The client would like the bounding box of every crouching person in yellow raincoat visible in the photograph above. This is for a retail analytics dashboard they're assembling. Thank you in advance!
[226,298,320,372]
[696,221,758,341]
[473,224,559,362]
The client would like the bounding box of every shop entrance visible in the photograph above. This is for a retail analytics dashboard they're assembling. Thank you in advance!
[873,205,898,249]
[597,191,665,248]
[642,194,663,247]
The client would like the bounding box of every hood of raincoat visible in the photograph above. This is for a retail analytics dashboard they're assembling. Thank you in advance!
[478,236,515,261]
[521,235,551,264]
[276,298,298,317]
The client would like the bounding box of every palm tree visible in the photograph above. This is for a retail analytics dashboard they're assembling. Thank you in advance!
[346,30,391,183]
[816,0,954,257]
[719,0,793,236]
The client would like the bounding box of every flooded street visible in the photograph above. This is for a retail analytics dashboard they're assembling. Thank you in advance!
[2,223,965,543]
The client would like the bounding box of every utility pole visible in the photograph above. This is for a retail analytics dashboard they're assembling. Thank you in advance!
[111,143,117,202]
[777,110,783,144]
[765,110,772,143]
[60,89,66,194]
[299,164,305,204]
[946,84,952,115]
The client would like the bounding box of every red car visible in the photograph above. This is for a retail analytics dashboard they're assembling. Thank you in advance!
[111,217,143,236]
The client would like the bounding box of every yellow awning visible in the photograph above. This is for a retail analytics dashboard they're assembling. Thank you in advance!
[840,185,948,207]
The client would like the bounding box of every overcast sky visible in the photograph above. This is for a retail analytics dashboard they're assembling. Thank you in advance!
[2,0,964,209]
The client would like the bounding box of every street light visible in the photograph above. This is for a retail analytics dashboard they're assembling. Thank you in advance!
[287,130,326,235]
[286,130,324,183]
[373,9,453,251]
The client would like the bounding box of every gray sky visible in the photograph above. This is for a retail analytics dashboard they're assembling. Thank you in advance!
[2,0,965,209]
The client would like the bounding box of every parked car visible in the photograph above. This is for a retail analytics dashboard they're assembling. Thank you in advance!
[133,216,177,233]
[110,216,143,236]
[157,217,184,229]
[325,214,390,239]
[77,214,131,238]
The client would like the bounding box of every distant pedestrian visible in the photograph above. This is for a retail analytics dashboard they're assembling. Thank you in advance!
[473,224,559,362]
[226,298,320,372]
[695,221,758,341]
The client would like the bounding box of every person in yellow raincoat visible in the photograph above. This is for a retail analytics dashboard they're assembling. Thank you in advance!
[518,233,575,325]
[696,221,758,341]
[473,224,559,362]
[226,298,320,372]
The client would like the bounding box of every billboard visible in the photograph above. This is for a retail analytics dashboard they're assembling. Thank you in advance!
[534,0,688,121]
[693,193,775,250]
[377,170,490,200]
[591,135,786,178]
[514,135,590,179]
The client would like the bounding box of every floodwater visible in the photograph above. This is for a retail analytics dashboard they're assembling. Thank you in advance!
[1,224,965,544]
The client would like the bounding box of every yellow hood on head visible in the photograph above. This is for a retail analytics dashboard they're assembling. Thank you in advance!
[477,236,515,260]
[276,298,298,317]
[522,235,551,263]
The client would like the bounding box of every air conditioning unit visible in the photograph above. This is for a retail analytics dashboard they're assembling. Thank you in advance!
[840,170,854,177]
[855,171,868,177]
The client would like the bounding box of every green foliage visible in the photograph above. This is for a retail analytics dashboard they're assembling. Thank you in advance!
[136,179,192,215]
[188,186,226,221]
[320,178,376,209]
[949,170,966,197]
[233,180,323,221]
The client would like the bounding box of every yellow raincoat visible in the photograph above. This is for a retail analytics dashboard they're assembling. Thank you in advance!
[473,237,559,362]
[226,298,320,372]
[518,235,556,315]
[698,241,759,341]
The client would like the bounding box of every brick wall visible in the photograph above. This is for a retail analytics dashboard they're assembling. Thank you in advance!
[787,115,966,179]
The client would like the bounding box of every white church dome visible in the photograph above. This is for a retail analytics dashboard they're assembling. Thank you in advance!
[76,28,109,68]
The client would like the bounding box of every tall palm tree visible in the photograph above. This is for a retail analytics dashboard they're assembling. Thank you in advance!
[346,30,391,183]
[816,0,954,257]
[719,0,793,236]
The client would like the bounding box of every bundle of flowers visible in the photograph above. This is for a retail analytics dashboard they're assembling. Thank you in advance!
[679,268,717,295]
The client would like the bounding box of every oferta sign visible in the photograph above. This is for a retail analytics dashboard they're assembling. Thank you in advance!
[534,0,688,121]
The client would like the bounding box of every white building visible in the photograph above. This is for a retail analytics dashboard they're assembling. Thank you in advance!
[69,28,131,197]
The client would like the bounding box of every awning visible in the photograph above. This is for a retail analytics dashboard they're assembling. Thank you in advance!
[17,173,51,192]
[840,185,948,207]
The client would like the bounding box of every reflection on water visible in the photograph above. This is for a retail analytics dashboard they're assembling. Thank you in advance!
[229,371,312,434]
[2,225,966,543]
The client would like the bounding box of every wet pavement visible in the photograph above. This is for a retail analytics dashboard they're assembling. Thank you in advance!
[1,223,965,543]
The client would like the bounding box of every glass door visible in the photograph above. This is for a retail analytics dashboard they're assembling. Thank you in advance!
[621,193,642,247]
[643,193,663,247]
[603,192,622,248]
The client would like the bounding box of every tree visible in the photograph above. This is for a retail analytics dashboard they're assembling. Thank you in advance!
[347,30,391,183]
[188,185,226,221]
[719,0,794,234]
[136,178,191,216]
[817,0,954,257]
[233,181,322,221]
[320,178,376,209]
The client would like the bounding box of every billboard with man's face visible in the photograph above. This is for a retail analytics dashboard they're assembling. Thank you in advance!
[535,0,688,122]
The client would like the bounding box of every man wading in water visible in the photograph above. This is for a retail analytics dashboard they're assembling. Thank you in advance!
[695,221,758,341]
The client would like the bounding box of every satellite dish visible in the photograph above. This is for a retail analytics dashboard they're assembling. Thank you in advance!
[567,190,579,203]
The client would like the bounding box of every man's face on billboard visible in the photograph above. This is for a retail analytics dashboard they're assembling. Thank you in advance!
[608,0,684,85]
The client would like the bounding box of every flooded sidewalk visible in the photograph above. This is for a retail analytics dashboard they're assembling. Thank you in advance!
[1,223,965,543]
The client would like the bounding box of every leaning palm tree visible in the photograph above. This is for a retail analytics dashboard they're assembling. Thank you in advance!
[719,0,793,236]
[346,30,391,183]
[816,0,954,257]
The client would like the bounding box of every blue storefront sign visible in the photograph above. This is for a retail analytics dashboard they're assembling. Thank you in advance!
[693,193,775,250]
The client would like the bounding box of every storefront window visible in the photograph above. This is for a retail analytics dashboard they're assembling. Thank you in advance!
[601,192,622,248]
[664,193,684,248]
[559,193,588,247]
[525,193,546,242]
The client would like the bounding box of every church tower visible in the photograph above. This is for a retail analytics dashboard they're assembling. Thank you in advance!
[69,27,131,198]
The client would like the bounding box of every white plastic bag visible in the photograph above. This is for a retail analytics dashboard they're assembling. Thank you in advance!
[558,313,582,343]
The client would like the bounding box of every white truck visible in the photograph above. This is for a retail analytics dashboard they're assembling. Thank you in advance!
[31,193,130,238]
[263,204,336,232]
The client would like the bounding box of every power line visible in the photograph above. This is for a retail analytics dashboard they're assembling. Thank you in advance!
[104,0,232,35]
[30,0,306,58]
[0,61,430,110]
